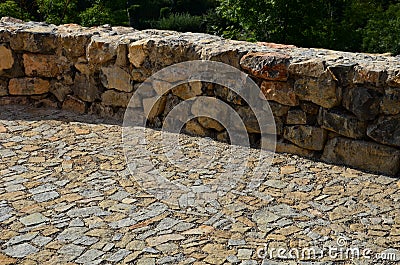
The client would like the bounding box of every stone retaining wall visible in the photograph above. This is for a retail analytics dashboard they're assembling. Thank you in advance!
[0,17,400,176]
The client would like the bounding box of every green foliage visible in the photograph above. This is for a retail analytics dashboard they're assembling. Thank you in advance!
[363,3,400,55]
[79,1,111,27]
[36,0,78,24]
[0,0,31,20]
[157,13,204,32]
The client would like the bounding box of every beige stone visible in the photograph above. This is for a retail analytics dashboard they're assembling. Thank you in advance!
[198,117,224,132]
[9,78,50,95]
[101,90,133,108]
[146,234,185,247]
[322,137,400,175]
[143,96,167,120]
[101,66,133,92]
[261,81,298,106]
[172,82,202,100]
[184,119,209,137]
[288,59,325,78]
[23,53,63,77]
[62,95,86,114]
[0,45,14,70]
[129,39,148,68]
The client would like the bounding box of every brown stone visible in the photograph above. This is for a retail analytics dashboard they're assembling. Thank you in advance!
[49,82,72,102]
[267,101,290,117]
[184,119,209,137]
[143,96,167,120]
[128,39,149,68]
[261,81,298,106]
[23,53,64,77]
[172,82,202,100]
[102,90,133,108]
[10,27,57,53]
[367,115,400,147]
[319,108,367,139]
[275,141,315,158]
[58,29,91,58]
[101,66,133,92]
[286,109,307,125]
[288,59,325,78]
[198,117,224,132]
[73,73,100,102]
[0,45,14,71]
[321,137,400,175]
[284,125,327,151]
[343,87,381,121]
[62,95,86,114]
[387,70,400,87]
[0,254,17,265]
[0,79,8,96]
[380,87,400,115]
[87,35,119,64]
[9,78,50,95]
[240,52,291,81]
[353,65,386,86]
[236,106,260,133]
[294,72,340,108]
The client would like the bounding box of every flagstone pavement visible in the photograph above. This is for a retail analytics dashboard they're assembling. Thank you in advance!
[0,105,399,265]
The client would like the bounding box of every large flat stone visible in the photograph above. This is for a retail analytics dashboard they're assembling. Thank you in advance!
[284,125,327,151]
[9,78,50,95]
[322,137,400,175]
[240,52,290,81]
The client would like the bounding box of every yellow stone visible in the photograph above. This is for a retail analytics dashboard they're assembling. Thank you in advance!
[280,165,298,175]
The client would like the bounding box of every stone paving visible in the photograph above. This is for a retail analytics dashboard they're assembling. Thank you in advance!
[0,105,399,265]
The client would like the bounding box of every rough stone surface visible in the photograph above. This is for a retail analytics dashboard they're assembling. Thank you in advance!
[343,87,381,121]
[261,81,298,106]
[101,66,133,92]
[367,115,400,147]
[23,53,64,77]
[0,45,14,71]
[9,78,50,95]
[240,52,290,81]
[322,137,400,175]
[319,108,367,139]
[284,125,327,151]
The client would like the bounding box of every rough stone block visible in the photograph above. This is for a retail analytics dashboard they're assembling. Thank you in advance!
[294,72,340,108]
[102,90,133,108]
[367,115,400,148]
[240,52,290,81]
[319,108,367,139]
[0,44,14,71]
[10,27,57,53]
[288,59,325,78]
[343,87,381,121]
[73,74,100,102]
[380,87,400,115]
[9,78,50,95]
[101,66,133,92]
[261,81,298,106]
[322,137,400,175]
[284,125,327,151]
[23,53,65,77]
[62,95,86,114]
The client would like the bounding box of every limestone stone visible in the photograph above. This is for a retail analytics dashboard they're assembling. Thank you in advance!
[236,106,260,133]
[0,45,14,71]
[322,137,400,175]
[87,35,119,64]
[294,72,340,108]
[128,39,149,68]
[23,53,64,77]
[343,87,381,121]
[367,115,400,147]
[275,141,315,158]
[62,95,86,114]
[9,78,50,95]
[240,52,290,81]
[267,101,290,117]
[172,82,202,100]
[380,87,400,115]
[145,234,185,246]
[0,79,8,96]
[58,28,91,58]
[49,82,72,102]
[288,59,325,78]
[101,66,133,92]
[261,81,298,106]
[198,117,224,132]
[184,119,209,137]
[284,125,327,151]
[73,73,100,102]
[10,27,57,53]
[143,96,167,120]
[286,109,307,125]
[387,70,400,87]
[353,65,386,86]
[319,108,367,139]
[20,213,49,226]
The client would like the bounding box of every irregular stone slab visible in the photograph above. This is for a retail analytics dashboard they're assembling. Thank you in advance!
[172,82,202,100]
[380,87,400,115]
[367,114,400,147]
[10,26,57,53]
[101,66,133,92]
[322,137,400,175]
[73,73,100,102]
[146,234,185,246]
[9,78,50,95]
[343,87,381,121]
[319,108,367,139]
[23,53,65,77]
[67,206,109,218]
[62,95,86,114]
[3,243,38,258]
[0,44,14,71]
[20,212,49,226]
[286,109,308,125]
[293,72,340,108]
[101,90,133,108]
[275,141,315,158]
[57,244,86,261]
[240,52,290,81]
[104,249,131,262]
[56,227,89,242]
[75,249,104,264]
[288,59,325,78]
[261,81,298,106]
[5,232,38,246]
[284,125,327,151]
[352,64,386,86]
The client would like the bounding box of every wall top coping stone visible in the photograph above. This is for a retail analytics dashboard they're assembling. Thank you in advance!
[0,17,399,75]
